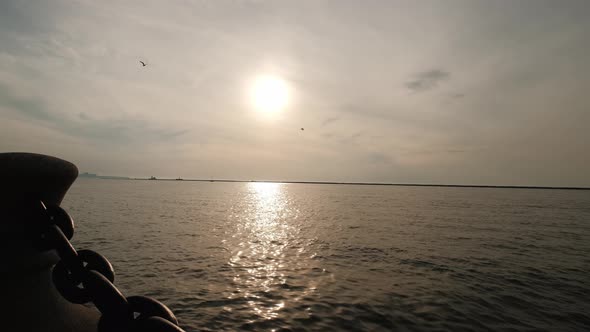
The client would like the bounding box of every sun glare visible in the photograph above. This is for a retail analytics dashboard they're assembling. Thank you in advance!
[250,75,289,113]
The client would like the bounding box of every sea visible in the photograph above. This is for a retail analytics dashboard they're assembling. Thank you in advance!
[62,179,590,331]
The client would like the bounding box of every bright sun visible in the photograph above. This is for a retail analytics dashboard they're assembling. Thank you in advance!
[250,75,289,113]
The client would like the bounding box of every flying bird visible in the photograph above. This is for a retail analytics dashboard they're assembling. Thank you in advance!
[300,128,304,131]
[139,60,147,67]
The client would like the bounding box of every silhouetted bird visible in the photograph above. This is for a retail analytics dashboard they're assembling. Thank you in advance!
[140,61,147,67]
[301,128,304,131]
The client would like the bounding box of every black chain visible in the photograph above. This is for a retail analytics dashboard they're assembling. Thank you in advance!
[31,200,186,332]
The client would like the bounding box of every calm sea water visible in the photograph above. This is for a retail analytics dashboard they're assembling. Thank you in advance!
[62,180,590,331]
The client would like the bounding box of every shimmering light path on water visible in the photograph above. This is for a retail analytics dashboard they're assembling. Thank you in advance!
[63,180,590,331]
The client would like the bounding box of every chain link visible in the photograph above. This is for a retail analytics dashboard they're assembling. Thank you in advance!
[33,200,186,332]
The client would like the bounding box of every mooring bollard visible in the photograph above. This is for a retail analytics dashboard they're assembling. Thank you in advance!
[0,152,100,331]
[0,153,184,332]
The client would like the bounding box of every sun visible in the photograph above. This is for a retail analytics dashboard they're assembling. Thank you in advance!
[250,75,289,113]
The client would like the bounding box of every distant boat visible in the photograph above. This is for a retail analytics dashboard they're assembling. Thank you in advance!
[176,177,183,181]
[149,176,157,180]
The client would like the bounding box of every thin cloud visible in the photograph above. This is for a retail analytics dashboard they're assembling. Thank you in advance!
[321,116,340,126]
[0,84,54,121]
[0,84,189,145]
[339,131,364,144]
[405,69,450,92]
[321,132,335,139]
[157,129,190,140]
[367,152,392,165]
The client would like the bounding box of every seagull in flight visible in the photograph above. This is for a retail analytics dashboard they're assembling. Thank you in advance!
[139,60,147,67]
[300,128,304,131]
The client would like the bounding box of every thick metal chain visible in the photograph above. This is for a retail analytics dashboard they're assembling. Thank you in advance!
[32,200,186,332]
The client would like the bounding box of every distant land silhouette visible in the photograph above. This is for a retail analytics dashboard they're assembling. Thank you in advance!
[79,172,130,180]
[78,172,589,190]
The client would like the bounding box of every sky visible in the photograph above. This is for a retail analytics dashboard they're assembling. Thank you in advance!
[1,0,589,186]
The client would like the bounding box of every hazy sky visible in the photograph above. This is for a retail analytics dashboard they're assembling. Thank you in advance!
[1,0,589,186]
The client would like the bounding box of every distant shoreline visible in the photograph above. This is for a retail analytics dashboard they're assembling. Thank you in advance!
[81,176,590,190]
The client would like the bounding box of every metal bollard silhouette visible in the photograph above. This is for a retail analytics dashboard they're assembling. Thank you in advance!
[0,152,100,332]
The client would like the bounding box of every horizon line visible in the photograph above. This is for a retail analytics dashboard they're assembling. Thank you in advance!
[80,175,590,190]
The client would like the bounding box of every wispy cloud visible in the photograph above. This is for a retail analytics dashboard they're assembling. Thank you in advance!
[0,84,189,145]
[339,131,364,145]
[405,69,450,92]
[321,132,334,139]
[367,152,392,165]
[321,116,340,126]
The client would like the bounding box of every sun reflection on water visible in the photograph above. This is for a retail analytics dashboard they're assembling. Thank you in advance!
[227,182,298,321]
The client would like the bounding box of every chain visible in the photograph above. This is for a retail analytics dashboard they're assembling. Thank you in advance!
[31,200,186,332]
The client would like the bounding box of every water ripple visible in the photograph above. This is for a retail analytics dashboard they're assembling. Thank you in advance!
[64,181,590,331]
